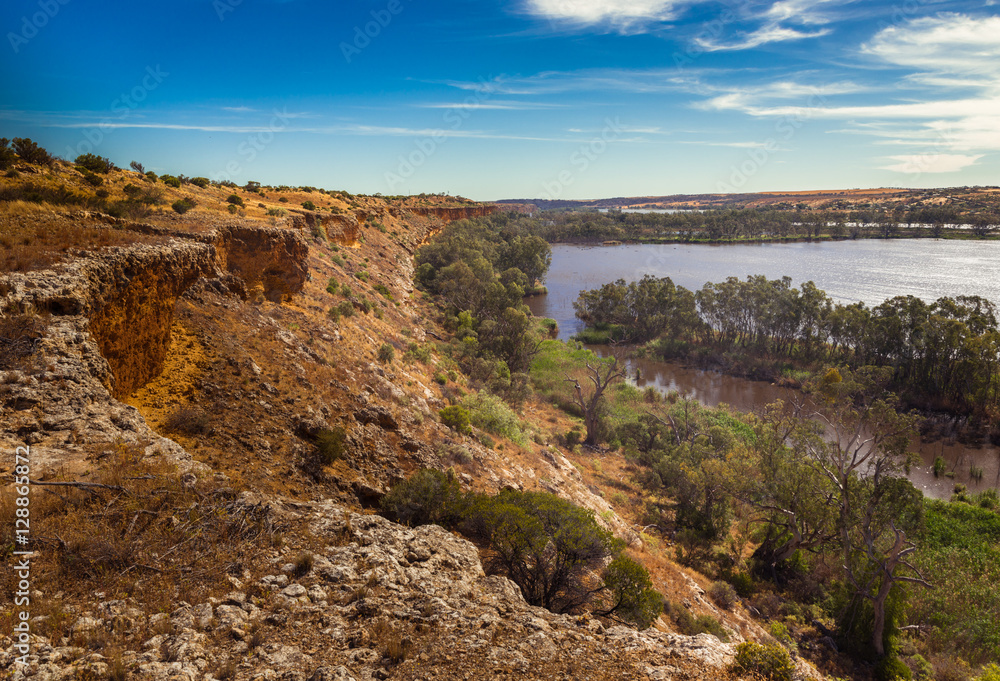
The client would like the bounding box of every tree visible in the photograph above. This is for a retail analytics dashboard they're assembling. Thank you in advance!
[803,367,928,657]
[11,137,53,165]
[726,400,838,577]
[129,160,145,174]
[0,138,16,170]
[565,353,627,446]
[593,554,663,629]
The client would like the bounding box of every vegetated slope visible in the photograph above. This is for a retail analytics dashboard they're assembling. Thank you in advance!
[0,154,817,680]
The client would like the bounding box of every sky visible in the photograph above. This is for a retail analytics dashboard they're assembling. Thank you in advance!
[1,0,999,200]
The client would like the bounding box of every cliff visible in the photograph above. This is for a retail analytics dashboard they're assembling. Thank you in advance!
[410,205,499,221]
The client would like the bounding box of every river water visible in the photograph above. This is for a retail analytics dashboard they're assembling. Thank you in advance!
[526,240,1000,500]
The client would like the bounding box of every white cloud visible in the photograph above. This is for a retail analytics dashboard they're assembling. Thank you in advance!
[523,0,680,30]
[863,13,1000,79]
[880,154,983,174]
[696,24,830,51]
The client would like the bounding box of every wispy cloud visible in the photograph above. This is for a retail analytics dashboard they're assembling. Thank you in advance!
[414,100,565,110]
[522,0,681,32]
[696,24,831,51]
[880,153,983,174]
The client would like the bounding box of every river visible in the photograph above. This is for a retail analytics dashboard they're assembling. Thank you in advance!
[526,240,1000,500]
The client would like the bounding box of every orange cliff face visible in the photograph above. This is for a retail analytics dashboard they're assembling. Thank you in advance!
[410,205,498,221]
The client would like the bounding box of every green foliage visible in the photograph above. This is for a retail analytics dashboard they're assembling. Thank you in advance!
[730,642,795,681]
[933,456,947,477]
[191,177,210,188]
[377,343,395,364]
[227,204,238,214]
[11,138,54,165]
[911,499,1000,664]
[708,581,738,610]
[663,600,729,640]
[145,171,158,182]
[463,489,621,614]
[373,283,394,300]
[171,198,196,214]
[302,200,316,210]
[439,406,471,435]
[267,207,287,217]
[460,391,526,445]
[0,138,17,169]
[315,427,347,464]
[977,663,1000,681]
[340,284,353,298]
[355,270,369,282]
[227,193,245,207]
[326,278,339,295]
[331,254,345,267]
[875,655,913,681]
[161,175,181,188]
[595,554,663,629]
[381,469,465,527]
[337,301,354,318]
[74,153,114,173]
[404,342,432,364]
[77,168,103,186]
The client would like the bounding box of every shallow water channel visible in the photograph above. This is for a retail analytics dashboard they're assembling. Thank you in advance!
[526,241,1000,500]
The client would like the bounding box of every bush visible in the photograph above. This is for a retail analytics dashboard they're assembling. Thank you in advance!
[337,300,354,318]
[460,391,526,445]
[439,406,471,434]
[227,204,239,214]
[463,489,620,614]
[730,642,794,681]
[227,194,245,207]
[267,208,287,217]
[12,137,54,165]
[0,138,18,169]
[596,554,663,629]
[75,153,115,173]
[302,201,316,210]
[163,406,210,435]
[374,283,393,300]
[145,171,158,182]
[378,343,395,364]
[875,655,913,681]
[191,177,210,188]
[161,175,181,188]
[381,468,465,527]
[977,663,1000,681]
[315,427,347,464]
[340,284,353,298]
[708,581,738,610]
[77,168,103,186]
[326,278,339,295]
[172,198,196,214]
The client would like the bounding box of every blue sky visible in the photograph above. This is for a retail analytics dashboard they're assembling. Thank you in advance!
[2,0,998,200]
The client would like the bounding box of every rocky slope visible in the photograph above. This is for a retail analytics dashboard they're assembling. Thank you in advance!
[0,193,824,680]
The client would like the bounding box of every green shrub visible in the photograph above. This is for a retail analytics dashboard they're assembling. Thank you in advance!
[769,621,796,652]
[77,168,103,186]
[708,581,738,610]
[977,663,1000,681]
[278,196,288,203]
[439,406,471,434]
[460,391,526,445]
[331,254,345,267]
[74,153,114,173]
[374,283,393,300]
[381,468,464,527]
[359,297,373,314]
[12,138,54,165]
[337,301,354,318]
[730,642,794,681]
[378,343,395,364]
[227,193,245,207]
[355,271,369,282]
[434,372,448,385]
[267,207,287,217]
[0,138,17,169]
[227,204,238,214]
[596,554,663,629]
[315,427,347,464]
[404,342,432,363]
[875,655,913,681]
[191,177,210,188]
[302,200,316,210]
[340,284,353,298]
[326,279,339,295]
[462,489,620,614]
[145,171,158,182]
[161,175,181,188]
[172,198,196,214]
[933,456,947,477]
